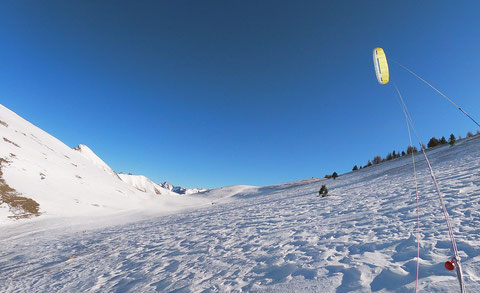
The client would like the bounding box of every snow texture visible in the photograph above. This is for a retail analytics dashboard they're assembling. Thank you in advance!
[1,104,480,292]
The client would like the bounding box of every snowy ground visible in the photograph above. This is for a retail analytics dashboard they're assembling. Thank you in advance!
[1,135,480,292]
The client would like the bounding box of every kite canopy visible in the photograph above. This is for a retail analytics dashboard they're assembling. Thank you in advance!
[373,48,389,84]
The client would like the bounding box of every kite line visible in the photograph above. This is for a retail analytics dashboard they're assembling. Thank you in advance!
[392,59,480,129]
[393,83,466,293]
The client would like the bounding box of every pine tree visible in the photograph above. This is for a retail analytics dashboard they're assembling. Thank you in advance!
[352,165,358,171]
[406,146,417,154]
[439,136,447,145]
[367,161,372,167]
[406,146,413,154]
[449,133,456,146]
[332,172,338,179]
[386,152,393,161]
[427,137,439,148]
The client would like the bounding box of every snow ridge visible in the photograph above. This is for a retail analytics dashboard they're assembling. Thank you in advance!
[73,144,119,178]
[118,174,175,196]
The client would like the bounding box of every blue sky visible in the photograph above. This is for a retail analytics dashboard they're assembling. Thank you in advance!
[1,1,480,189]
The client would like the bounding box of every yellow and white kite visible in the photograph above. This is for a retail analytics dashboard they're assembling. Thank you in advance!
[373,48,389,84]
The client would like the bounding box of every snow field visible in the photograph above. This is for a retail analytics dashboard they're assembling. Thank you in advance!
[1,103,480,292]
[1,136,480,291]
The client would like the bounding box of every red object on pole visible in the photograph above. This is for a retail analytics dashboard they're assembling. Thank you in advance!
[445,260,455,271]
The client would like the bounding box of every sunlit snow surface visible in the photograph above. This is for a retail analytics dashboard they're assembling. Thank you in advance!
[2,140,480,291]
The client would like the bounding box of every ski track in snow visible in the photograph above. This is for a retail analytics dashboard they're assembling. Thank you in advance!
[2,138,480,292]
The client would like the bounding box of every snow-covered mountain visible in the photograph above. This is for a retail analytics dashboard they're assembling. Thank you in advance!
[73,144,119,179]
[71,143,204,196]
[113,176,207,196]
[174,186,208,195]
[160,181,208,195]
[118,174,175,195]
[72,142,205,196]
[0,104,206,221]
[160,181,174,191]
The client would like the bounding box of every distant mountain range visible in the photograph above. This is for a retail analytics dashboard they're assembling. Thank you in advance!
[75,144,208,196]
[117,173,208,196]
[159,181,208,195]
[72,144,207,196]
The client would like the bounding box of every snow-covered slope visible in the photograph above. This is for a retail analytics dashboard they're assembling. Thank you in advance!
[0,104,206,221]
[196,184,259,200]
[73,144,119,178]
[118,174,175,195]
[1,103,480,291]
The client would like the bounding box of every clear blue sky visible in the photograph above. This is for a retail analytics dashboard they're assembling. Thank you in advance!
[1,1,480,189]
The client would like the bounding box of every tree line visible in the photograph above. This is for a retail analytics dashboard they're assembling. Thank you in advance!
[320,130,478,198]
[351,131,479,172]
